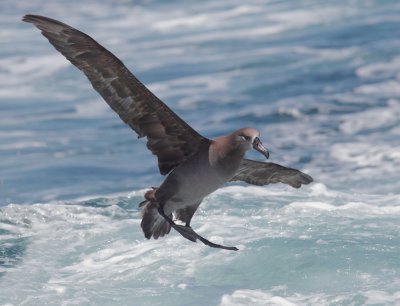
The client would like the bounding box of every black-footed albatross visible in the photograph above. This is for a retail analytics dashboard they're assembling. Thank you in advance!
[23,15,313,251]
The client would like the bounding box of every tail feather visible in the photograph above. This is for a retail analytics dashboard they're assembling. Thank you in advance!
[140,200,171,239]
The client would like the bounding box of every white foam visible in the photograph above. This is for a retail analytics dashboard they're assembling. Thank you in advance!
[356,56,400,79]
[0,85,39,99]
[364,290,400,305]
[177,283,188,290]
[150,71,232,96]
[310,183,330,196]
[354,80,400,96]
[126,3,352,51]
[43,284,66,295]
[330,92,375,105]
[268,6,355,29]
[220,290,293,306]
[331,142,400,168]
[1,181,400,305]
[286,201,400,216]
[219,289,332,306]
[73,99,111,118]
[0,55,69,84]
[153,5,260,31]
[339,103,400,134]
[220,288,400,306]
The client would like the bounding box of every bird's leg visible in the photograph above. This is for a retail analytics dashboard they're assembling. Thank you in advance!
[157,206,238,251]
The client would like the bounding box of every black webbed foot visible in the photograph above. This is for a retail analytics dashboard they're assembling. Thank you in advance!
[173,224,198,242]
[157,207,238,251]
[193,229,239,251]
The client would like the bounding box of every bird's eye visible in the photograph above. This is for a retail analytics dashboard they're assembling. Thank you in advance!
[241,135,251,141]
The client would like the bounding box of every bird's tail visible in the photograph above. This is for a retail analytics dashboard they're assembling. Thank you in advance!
[139,200,171,239]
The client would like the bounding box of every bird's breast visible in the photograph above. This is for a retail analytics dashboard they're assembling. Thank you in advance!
[174,157,226,201]
[157,144,242,214]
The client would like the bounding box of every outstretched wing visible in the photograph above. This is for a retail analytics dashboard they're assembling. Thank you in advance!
[230,159,313,188]
[23,14,209,175]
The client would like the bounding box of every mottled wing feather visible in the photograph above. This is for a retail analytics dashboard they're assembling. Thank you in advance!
[23,14,208,175]
[231,159,313,188]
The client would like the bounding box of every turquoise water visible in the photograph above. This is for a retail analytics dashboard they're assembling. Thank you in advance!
[1,0,400,305]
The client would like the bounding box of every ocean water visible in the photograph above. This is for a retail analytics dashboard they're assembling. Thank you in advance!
[1,0,400,305]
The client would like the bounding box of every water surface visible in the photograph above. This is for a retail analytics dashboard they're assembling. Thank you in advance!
[1,1,400,305]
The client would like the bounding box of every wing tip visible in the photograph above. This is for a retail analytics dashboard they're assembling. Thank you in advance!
[298,173,314,188]
[22,14,47,24]
[22,14,73,33]
[299,172,314,186]
[287,171,313,189]
[303,173,314,184]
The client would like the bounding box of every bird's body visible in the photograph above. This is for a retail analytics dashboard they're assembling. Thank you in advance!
[143,131,249,240]
[141,143,220,239]
[163,148,222,213]
[160,146,225,215]
[23,15,313,250]
[162,131,250,212]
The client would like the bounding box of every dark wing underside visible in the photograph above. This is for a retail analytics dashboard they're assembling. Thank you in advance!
[230,159,313,188]
[23,14,209,175]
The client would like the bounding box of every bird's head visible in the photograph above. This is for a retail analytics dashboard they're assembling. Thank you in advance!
[233,127,269,159]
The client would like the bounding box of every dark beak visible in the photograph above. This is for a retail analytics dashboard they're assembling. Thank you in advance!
[253,137,269,159]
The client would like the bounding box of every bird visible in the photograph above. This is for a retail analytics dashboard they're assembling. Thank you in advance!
[23,14,313,251]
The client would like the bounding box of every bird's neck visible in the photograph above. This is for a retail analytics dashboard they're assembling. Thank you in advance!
[209,137,246,180]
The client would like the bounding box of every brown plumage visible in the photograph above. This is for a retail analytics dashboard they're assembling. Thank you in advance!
[23,15,313,251]
[231,159,313,188]
[22,14,207,176]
